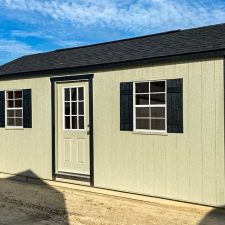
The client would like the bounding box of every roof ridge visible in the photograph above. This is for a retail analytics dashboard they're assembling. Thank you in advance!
[52,23,225,53]
[53,29,181,53]
[182,22,225,32]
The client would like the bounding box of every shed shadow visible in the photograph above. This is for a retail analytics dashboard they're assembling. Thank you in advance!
[0,170,69,225]
[198,206,225,225]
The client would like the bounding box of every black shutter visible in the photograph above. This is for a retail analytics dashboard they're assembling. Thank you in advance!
[167,79,183,133]
[23,89,32,128]
[120,82,133,131]
[0,91,5,127]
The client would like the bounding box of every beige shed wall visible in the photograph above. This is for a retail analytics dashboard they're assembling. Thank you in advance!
[93,58,225,206]
[0,76,52,180]
[0,58,224,206]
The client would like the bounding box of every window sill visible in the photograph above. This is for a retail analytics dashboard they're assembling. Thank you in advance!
[132,131,168,136]
[5,127,24,130]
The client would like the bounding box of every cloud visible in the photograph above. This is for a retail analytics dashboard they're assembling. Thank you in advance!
[10,30,87,48]
[11,30,45,38]
[55,39,86,47]
[0,38,39,64]
[0,39,39,55]
[1,0,225,34]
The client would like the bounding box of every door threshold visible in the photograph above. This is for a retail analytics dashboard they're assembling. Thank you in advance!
[55,172,90,182]
[56,177,90,186]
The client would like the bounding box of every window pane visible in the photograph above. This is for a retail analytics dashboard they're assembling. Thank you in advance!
[72,116,77,129]
[7,100,14,108]
[150,81,165,93]
[65,116,70,129]
[15,100,22,107]
[135,82,149,93]
[5,89,24,127]
[151,119,165,130]
[7,118,15,126]
[136,118,150,130]
[71,88,77,101]
[151,107,165,118]
[136,107,150,117]
[7,109,15,117]
[78,102,84,115]
[15,118,22,126]
[79,116,84,129]
[72,102,77,115]
[7,91,14,99]
[65,103,70,115]
[15,91,22,99]
[150,94,165,105]
[64,88,70,101]
[15,109,22,117]
[78,88,84,101]
[136,94,149,105]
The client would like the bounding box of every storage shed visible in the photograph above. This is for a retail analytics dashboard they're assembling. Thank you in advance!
[0,23,225,206]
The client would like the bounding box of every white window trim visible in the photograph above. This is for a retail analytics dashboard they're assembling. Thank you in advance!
[62,86,86,131]
[133,80,167,133]
[5,89,23,129]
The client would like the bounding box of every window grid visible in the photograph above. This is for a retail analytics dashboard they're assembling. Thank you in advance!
[63,87,85,131]
[5,90,23,128]
[134,80,167,132]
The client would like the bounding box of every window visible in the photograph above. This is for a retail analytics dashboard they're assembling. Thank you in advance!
[134,80,166,132]
[63,87,85,130]
[5,90,23,127]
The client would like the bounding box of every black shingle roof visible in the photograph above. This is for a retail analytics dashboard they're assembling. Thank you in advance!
[1,23,225,76]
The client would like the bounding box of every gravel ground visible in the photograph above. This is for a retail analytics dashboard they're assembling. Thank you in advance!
[0,179,225,225]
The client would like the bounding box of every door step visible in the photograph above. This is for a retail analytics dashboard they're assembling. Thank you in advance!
[55,172,90,182]
[55,177,90,186]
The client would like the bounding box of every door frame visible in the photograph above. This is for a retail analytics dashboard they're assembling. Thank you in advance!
[50,74,94,186]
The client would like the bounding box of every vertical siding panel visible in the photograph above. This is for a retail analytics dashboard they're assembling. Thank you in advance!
[164,64,178,199]
[176,63,190,200]
[202,60,217,205]
[142,135,155,195]
[165,135,177,198]
[114,69,141,191]
[214,59,225,205]
[189,61,203,203]
[110,71,121,189]
[131,134,145,193]
[153,136,166,196]
[94,74,111,187]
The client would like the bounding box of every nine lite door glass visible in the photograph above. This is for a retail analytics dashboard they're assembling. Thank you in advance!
[64,87,85,130]
[6,90,23,127]
[134,81,166,131]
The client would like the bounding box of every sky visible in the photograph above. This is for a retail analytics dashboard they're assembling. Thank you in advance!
[0,0,225,65]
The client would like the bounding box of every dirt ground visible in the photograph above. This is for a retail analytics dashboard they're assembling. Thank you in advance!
[0,179,225,225]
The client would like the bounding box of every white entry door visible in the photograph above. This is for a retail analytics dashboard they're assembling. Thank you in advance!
[57,81,90,175]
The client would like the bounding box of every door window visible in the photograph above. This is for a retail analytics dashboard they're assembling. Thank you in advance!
[63,87,85,130]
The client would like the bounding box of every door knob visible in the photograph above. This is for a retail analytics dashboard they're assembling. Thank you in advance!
[87,124,90,135]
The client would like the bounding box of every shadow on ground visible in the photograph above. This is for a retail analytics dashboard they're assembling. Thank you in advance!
[2,172,225,225]
[0,170,69,225]
[198,206,225,225]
